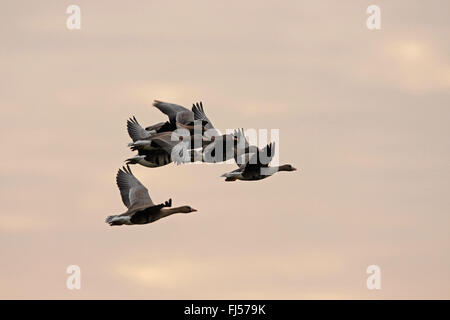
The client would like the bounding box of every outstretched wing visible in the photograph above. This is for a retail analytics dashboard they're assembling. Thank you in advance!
[191,102,217,133]
[233,128,259,166]
[116,165,154,209]
[244,142,275,171]
[175,110,195,125]
[233,128,249,148]
[127,116,152,142]
[153,100,190,122]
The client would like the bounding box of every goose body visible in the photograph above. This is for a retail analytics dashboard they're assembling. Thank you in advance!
[106,166,197,226]
[221,142,296,181]
[125,150,172,168]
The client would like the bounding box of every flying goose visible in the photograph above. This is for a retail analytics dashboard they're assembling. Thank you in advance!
[127,101,213,150]
[153,100,211,134]
[127,117,176,151]
[221,142,296,181]
[127,116,174,140]
[127,117,202,152]
[106,166,197,226]
[126,131,206,167]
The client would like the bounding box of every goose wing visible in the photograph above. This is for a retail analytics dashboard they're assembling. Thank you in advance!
[233,128,259,165]
[175,110,195,125]
[127,116,152,142]
[243,142,275,172]
[116,165,154,210]
[192,101,216,131]
[233,128,249,148]
[153,100,190,123]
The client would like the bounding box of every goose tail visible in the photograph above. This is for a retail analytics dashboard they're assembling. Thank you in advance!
[105,215,117,224]
[105,215,131,226]
[221,171,240,181]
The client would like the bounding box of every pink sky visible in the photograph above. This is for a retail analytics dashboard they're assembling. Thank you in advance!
[0,0,449,299]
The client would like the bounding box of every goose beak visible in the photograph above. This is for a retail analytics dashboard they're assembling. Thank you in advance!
[191,208,198,212]
[292,167,297,171]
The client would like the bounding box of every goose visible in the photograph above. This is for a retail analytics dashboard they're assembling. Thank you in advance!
[153,100,212,134]
[127,117,198,152]
[106,165,197,226]
[126,131,206,167]
[127,101,213,151]
[127,117,175,151]
[127,116,173,143]
[221,142,296,181]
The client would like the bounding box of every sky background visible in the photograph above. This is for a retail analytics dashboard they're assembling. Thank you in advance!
[0,0,449,299]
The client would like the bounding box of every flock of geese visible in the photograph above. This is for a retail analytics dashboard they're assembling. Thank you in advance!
[106,100,296,226]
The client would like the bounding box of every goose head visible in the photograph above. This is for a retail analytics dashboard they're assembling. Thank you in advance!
[279,164,297,172]
[178,206,198,213]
